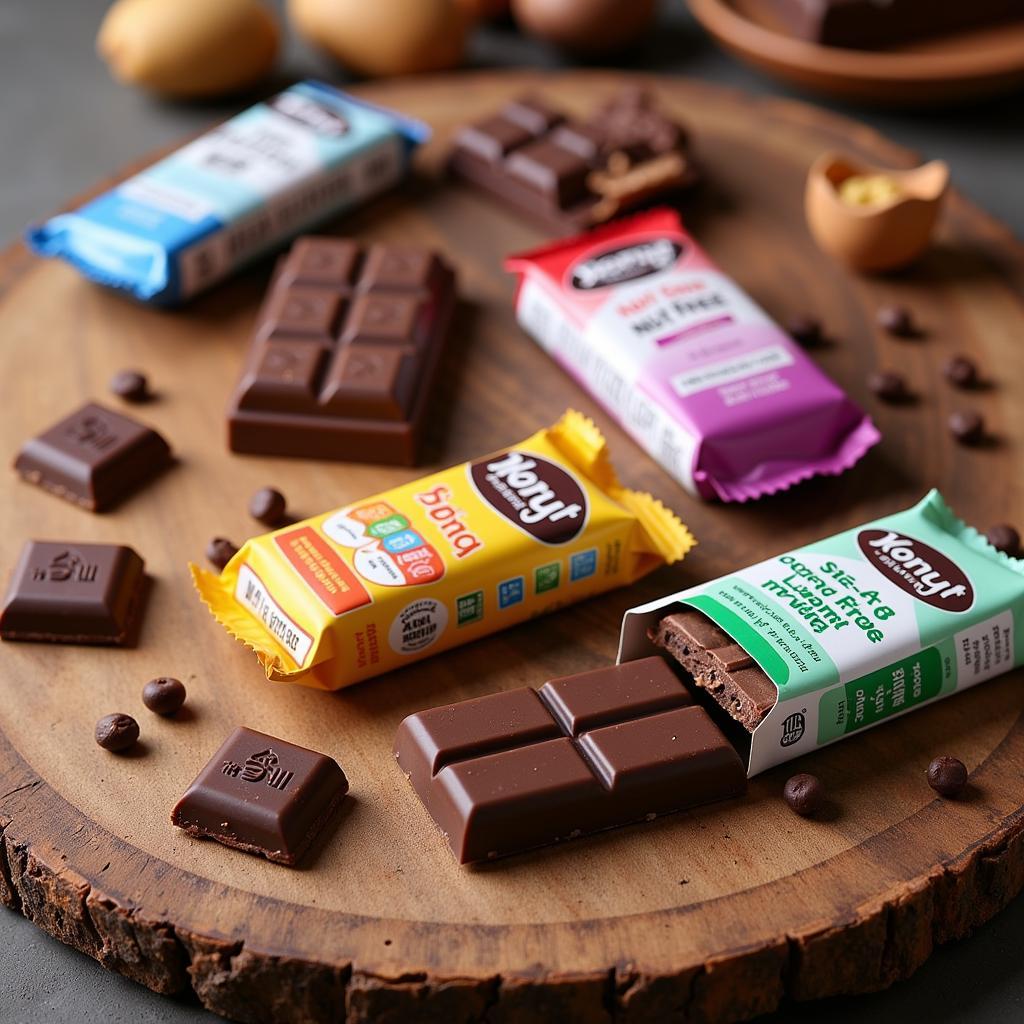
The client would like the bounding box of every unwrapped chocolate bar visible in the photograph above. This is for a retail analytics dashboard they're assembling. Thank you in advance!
[507,209,880,501]
[621,490,1024,774]
[28,82,427,305]
[395,657,745,863]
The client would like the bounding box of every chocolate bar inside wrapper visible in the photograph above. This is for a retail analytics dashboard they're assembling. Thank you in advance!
[618,491,1024,775]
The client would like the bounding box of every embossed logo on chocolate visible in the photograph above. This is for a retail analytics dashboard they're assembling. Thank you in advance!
[570,238,683,290]
[31,549,98,584]
[469,450,587,545]
[269,91,349,137]
[858,530,974,611]
[222,749,294,791]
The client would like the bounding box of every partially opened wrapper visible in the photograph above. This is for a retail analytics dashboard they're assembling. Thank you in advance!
[193,411,694,690]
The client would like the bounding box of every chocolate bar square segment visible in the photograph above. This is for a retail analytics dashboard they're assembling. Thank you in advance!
[360,246,437,291]
[395,687,561,792]
[502,96,565,135]
[0,541,145,645]
[236,341,328,413]
[171,726,349,866]
[455,116,535,164]
[433,738,606,863]
[283,237,361,287]
[318,345,419,420]
[264,286,345,341]
[506,139,592,207]
[538,656,690,735]
[343,292,420,345]
[577,705,746,806]
[228,235,455,465]
[14,402,172,512]
[650,610,778,731]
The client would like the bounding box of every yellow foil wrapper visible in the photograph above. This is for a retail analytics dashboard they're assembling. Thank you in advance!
[192,411,694,689]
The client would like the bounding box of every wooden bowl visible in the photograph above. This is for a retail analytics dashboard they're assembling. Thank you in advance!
[688,0,1024,105]
[805,152,949,272]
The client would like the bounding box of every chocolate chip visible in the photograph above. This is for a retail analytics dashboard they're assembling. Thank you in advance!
[95,713,140,752]
[783,773,824,817]
[206,537,238,571]
[985,523,1021,558]
[944,355,978,389]
[948,410,985,445]
[142,676,187,716]
[248,487,287,527]
[877,304,916,337]
[927,755,967,797]
[787,316,823,347]
[867,370,910,403]
[109,369,150,403]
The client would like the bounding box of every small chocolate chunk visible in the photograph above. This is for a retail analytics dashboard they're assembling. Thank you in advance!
[249,487,287,526]
[14,402,172,512]
[0,541,146,646]
[109,369,150,403]
[985,524,1021,558]
[927,756,967,798]
[172,726,349,865]
[95,713,140,752]
[783,773,824,817]
[944,355,978,389]
[142,676,187,715]
[867,370,910,403]
[877,304,915,337]
[206,537,238,571]
[787,316,823,347]
[948,410,985,445]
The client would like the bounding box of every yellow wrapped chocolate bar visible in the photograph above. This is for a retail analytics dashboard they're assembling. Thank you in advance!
[192,411,694,689]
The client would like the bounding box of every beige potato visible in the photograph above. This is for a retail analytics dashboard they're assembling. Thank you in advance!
[288,0,468,77]
[98,0,279,98]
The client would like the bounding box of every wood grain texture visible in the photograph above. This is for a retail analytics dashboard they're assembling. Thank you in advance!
[2,70,1024,1023]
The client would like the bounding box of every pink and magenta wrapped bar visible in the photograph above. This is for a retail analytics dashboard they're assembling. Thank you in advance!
[506,209,880,501]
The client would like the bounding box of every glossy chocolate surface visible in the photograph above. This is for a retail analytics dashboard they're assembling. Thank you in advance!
[14,402,172,512]
[228,236,456,465]
[449,89,697,234]
[171,726,349,866]
[395,657,745,863]
[0,540,145,645]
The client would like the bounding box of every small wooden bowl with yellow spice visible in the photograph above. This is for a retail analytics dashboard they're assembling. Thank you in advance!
[805,152,949,273]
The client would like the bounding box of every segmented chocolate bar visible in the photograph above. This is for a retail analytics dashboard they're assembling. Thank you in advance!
[395,657,745,864]
[228,236,456,465]
[449,89,698,234]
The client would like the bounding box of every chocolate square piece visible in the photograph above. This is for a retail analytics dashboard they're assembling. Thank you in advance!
[14,402,172,512]
[228,236,456,465]
[449,89,698,234]
[649,609,778,731]
[0,541,146,645]
[172,726,349,866]
[395,656,745,863]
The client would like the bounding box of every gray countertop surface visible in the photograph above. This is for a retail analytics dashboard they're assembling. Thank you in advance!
[1,1,1022,1022]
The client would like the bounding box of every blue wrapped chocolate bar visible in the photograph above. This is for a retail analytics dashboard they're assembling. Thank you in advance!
[26,81,428,306]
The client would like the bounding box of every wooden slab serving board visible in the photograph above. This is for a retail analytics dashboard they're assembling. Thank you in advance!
[2,71,1024,1024]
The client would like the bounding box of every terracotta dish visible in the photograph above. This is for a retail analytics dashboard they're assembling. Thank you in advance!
[688,0,1024,104]
[805,152,949,272]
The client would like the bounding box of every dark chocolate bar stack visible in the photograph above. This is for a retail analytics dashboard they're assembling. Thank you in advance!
[650,609,778,731]
[228,236,456,466]
[449,88,698,234]
[395,657,746,864]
